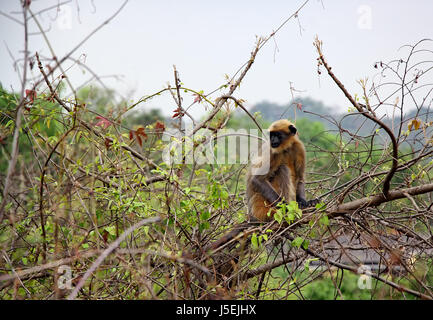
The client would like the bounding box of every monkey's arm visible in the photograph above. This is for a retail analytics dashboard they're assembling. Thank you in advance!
[296,180,309,208]
[251,176,283,206]
[296,181,320,208]
[294,147,318,208]
[296,180,306,204]
[293,148,308,208]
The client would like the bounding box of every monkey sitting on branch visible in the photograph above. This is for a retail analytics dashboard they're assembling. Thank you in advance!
[203,119,318,253]
[247,119,318,221]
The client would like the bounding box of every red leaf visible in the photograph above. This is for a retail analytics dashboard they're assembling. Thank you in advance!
[129,127,147,146]
[172,107,183,119]
[136,135,142,147]
[139,132,148,140]
[155,121,165,136]
[296,103,303,111]
[94,116,112,129]
[25,89,37,103]
[136,127,148,140]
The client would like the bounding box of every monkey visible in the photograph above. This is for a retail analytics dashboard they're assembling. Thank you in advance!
[203,119,317,253]
[246,119,317,222]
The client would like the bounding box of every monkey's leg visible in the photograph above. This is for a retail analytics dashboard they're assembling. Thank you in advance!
[249,194,275,222]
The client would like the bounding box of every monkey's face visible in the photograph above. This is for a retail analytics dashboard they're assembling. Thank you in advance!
[269,120,297,151]
[270,131,288,148]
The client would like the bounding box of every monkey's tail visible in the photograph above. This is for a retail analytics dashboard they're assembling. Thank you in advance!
[203,222,252,253]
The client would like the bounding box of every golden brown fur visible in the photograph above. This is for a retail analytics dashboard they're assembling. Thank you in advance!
[246,120,306,222]
[203,120,312,253]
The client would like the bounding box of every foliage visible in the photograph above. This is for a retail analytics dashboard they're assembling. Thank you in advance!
[1,3,432,301]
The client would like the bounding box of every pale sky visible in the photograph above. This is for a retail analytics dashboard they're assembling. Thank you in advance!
[1,0,433,118]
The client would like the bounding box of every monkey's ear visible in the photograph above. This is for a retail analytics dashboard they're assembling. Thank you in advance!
[288,125,297,134]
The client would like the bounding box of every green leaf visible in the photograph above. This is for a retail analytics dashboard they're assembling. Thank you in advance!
[200,211,210,220]
[291,237,304,248]
[251,233,258,249]
[286,212,295,223]
[5,119,14,128]
[319,214,329,227]
[274,211,282,224]
[199,221,210,232]
[315,202,326,211]
[105,226,116,236]
[304,258,318,272]
[220,189,229,200]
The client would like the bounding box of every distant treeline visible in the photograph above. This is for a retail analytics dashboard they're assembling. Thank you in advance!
[246,97,432,148]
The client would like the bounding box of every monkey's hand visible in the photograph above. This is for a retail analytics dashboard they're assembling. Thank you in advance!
[296,196,309,209]
[297,197,320,209]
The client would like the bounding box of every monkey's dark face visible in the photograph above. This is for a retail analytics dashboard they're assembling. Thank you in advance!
[269,125,297,148]
[270,131,287,148]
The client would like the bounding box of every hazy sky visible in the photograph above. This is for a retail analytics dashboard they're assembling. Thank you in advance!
[1,0,433,118]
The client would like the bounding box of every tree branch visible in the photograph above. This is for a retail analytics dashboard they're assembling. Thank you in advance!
[314,38,399,198]
[327,182,433,218]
